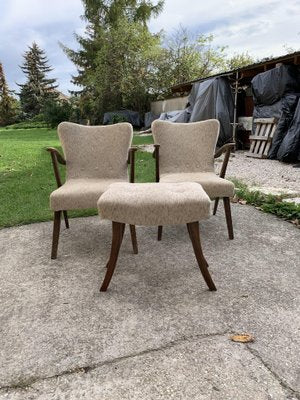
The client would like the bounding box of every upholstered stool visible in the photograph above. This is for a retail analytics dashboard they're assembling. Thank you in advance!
[97,182,216,292]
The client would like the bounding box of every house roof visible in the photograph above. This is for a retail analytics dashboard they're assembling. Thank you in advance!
[171,51,300,94]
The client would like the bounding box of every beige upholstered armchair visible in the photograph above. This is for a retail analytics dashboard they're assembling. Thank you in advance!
[47,122,137,259]
[152,119,235,240]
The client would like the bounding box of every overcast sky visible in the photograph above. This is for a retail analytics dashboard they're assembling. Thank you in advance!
[1,0,299,95]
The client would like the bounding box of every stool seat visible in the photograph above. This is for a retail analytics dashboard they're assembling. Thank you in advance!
[97,182,211,226]
[97,182,217,293]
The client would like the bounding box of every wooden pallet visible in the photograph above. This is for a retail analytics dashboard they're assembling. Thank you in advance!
[246,118,277,159]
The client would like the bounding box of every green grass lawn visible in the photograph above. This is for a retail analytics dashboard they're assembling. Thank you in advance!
[1,128,298,229]
[0,128,154,228]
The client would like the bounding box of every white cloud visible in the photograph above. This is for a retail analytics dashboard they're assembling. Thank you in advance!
[1,0,84,30]
[150,0,300,59]
[1,0,299,94]
[0,0,84,94]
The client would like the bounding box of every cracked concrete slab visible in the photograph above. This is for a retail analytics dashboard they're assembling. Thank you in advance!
[0,204,299,399]
[0,336,295,400]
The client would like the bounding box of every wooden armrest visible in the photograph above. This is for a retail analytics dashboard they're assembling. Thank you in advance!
[153,144,160,158]
[153,144,160,182]
[127,147,138,164]
[214,143,234,179]
[46,147,66,188]
[46,147,66,165]
[128,147,138,183]
[214,143,235,159]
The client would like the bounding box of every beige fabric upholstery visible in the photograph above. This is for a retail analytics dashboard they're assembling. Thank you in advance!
[50,122,133,211]
[152,119,219,174]
[160,172,234,199]
[58,122,132,180]
[152,119,234,199]
[50,179,125,211]
[98,182,211,226]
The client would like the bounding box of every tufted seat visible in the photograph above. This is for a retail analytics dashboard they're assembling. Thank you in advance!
[98,182,211,226]
[160,172,234,199]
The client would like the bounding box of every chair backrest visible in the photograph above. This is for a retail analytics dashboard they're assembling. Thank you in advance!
[58,122,133,180]
[152,119,220,174]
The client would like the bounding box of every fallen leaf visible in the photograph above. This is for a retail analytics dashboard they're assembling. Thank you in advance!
[238,199,247,205]
[231,195,239,203]
[230,334,254,343]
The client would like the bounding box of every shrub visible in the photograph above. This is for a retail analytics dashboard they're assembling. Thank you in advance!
[42,99,73,128]
[110,113,128,124]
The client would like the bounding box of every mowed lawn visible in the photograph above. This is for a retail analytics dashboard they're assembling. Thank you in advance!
[0,128,154,228]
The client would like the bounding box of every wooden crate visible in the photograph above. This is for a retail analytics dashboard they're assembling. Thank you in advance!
[246,118,277,159]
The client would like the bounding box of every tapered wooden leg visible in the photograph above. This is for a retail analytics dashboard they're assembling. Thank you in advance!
[51,211,61,259]
[158,225,163,241]
[63,210,69,229]
[100,222,125,292]
[129,225,138,254]
[187,222,216,291]
[223,197,234,240]
[213,198,219,215]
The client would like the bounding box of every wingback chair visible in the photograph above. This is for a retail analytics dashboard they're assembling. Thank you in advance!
[152,119,235,240]
[47,122,137,259]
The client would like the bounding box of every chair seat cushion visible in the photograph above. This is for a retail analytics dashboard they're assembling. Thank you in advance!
[160,172,234,199]
[97,182,211,226]
[50,179,126,211]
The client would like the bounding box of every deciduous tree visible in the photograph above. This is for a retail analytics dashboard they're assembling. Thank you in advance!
[62,0,164,122]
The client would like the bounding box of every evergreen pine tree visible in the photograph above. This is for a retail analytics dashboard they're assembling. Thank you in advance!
[0,62,17,126]
[18,42,58,117]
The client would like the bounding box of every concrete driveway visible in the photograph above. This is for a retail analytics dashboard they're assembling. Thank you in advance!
[0,204,299,399]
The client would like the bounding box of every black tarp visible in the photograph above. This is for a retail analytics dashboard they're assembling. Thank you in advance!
[188,77,234,146]
[268,95,299,159]
[251,65,300,161]
[144,111,160,129]
[253,100,283,121]
[159,109,190,123]
[153,77,234,146]
[103,110,142,127]
[252,64,300,106]
[277,99,300,162]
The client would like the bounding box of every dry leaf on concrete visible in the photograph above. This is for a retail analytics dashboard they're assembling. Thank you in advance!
[230,334,254,343]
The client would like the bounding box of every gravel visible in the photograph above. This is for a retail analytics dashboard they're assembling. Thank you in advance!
[138,144,300,196]
[224,151,300,195]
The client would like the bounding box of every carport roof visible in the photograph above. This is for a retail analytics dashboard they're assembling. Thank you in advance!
[171,51,300,94]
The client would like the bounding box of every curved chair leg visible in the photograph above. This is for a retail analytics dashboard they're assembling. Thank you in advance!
[187,222,216,291]
[158,225,163,241]
[129,225,138,254]
[213,198,219,215]
[100,222,125,292]
[63,210,69,229]
[51,211,61,259]
[223,197,234,240]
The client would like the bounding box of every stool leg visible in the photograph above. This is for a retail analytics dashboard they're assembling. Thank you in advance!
[129,225,138,254]
[158,225,163,241]
[63,210,69,229]
[51,211,61,259]
[223,197,234,240]
[187,222,216,291]
[213,198,219,215]
[100,222,125,292]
